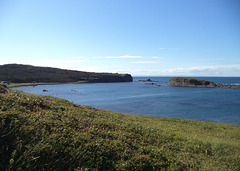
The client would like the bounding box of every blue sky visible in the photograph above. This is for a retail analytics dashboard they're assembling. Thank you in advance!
[0,0,240,76]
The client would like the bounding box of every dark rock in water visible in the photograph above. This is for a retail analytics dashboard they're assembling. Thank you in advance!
[217,84,240,89]
[138,79,159,82]
[140,79,162,86]
[139,79,152,82]
[145,83,155,85]
[168,77,217,87]
[0,84,8,93]
[144,82,161,86]
[146,78,152,82]
[42,89,48,92]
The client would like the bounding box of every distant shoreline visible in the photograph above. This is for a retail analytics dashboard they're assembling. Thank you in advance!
[7,81,89,88]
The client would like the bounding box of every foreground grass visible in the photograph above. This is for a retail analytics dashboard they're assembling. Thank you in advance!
[0,85,240,170]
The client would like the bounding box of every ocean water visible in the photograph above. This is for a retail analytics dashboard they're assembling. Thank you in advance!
[13,77,240,126]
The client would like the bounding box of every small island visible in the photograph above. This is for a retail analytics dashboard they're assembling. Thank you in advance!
[168,77,240,89]
[168,77,217,87]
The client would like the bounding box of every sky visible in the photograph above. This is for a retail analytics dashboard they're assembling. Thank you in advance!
[0,0,240,76]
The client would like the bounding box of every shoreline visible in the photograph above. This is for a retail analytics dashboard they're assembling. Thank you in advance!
[11,82,240,126]
[7,81,92,88]
[7,80,135,88]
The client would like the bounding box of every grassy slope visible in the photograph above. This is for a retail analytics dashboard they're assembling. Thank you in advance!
[0,85,240,170]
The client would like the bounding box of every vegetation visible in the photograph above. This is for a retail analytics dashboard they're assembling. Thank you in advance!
[0,64,132,84]
[7,81,88,88]
[1,84,240,170]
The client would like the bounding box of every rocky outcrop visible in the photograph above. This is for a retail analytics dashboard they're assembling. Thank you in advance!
[217,84,240,89]
[138,79,159,82]
[144,83,161,86]
[138,79,161,86]
[168,77,240,89]
[168,77,217,87]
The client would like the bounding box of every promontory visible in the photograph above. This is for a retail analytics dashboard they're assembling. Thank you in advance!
[0,64,133,84]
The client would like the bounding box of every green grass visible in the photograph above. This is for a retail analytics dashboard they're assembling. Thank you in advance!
[7,81,89,88]
[1,85,240,170]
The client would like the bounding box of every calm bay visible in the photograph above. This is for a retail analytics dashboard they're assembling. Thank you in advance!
[13,77,240,126]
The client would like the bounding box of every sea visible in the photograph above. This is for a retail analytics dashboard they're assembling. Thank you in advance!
[13,77,240,126]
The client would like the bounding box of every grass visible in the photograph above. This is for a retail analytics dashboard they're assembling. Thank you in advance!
[1,84,240,170]
[7,81,89,88]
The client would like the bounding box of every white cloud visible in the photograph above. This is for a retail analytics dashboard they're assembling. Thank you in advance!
[131,61,159,64]
[92,55,163,60]
[77,56,85,59]
[92,55,142,59]
[151,56,164,59]
[126,64,240,76]
[161,64,240,76]
[43,59,85,64]
[0,57,85,71]
[92,56,103,59]
[106,55,142,59]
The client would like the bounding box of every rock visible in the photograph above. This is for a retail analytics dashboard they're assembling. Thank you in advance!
[139,79,151,82]
[146,78,152,82]
[42,89,48,92]
[168,77,217,87]
[138,79,159,82]
[145,83,155,85]
[144,83,161,86]
[217,84,240,89]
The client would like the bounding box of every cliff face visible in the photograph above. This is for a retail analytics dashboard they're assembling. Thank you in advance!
[0,64,133,83]
[168,77,217,87]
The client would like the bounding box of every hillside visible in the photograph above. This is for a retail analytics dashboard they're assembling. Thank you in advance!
[0,64,133,83]
[1,84,240,170]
